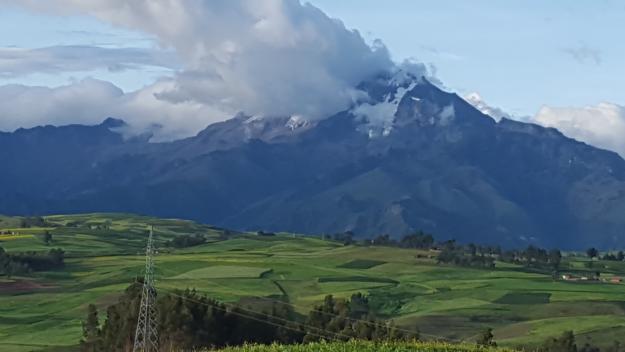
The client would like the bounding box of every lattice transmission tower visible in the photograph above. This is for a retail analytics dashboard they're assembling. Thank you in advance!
[133,226,159,352]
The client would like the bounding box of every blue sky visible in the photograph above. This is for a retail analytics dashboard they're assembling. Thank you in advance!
[0,7,170,91]
[309,0,625,116]
[1,1,623,116]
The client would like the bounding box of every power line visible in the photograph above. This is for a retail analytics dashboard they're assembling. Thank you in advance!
[159,288,353,342]
[133,226,159,352]
[160,287,460,346]
[191,278,463,343]
[145,233,464,344]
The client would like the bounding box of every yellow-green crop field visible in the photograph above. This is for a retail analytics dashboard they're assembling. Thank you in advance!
[1,213,625,352]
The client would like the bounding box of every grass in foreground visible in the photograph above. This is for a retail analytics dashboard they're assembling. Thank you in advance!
[208,341,512,352]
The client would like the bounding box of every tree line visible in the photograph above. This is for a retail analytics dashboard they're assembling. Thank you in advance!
[0,245,64,277]
[19,216,52,228]
[82,281,624,352]
[80,282,418,352]
[331,231,435,249]
[481,328,622,352]
[345,231,565,270]
[165,234,207,248]
[586,247,625,263]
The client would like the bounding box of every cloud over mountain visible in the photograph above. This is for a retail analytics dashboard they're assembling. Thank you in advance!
[0,79,122,130]
[533,103,625,158]
[0,78,234,141]
[463,92,625,158]
[463,92,512,122]
[0,0,397,139]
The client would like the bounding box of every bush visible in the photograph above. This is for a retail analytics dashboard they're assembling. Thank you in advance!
[166,234,207,248]
[207,341,510,352]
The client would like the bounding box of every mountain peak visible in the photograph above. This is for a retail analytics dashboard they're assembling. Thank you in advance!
[100,117,126,129]
[351,71,494,138]
[2,79,625,248]
[350,70,423,138]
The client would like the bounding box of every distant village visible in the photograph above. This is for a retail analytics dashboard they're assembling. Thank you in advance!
[560,273,622,284]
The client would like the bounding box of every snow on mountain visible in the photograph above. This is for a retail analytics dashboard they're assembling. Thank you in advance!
[285,115,311,131]
[464,92,511,121]
[351,71,420,138]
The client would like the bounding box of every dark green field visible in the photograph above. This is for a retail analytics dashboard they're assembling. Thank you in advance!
[1,214,625,351]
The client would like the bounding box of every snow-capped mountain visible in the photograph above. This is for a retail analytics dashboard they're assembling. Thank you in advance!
[463,92,512,121]
[1,72,625,249]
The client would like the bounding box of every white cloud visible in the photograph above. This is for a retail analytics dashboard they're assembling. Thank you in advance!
[0,78,229,141]
[533,103,625,157]
[0,0,396,139]
[464,92,512,121]
[562,43,602,65]
[0,45,179,77]
[464,92,625,158]
[0,79,123,130]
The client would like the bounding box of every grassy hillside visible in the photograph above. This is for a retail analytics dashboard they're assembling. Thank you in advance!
[1,214,625,351]
[208,341,511,352]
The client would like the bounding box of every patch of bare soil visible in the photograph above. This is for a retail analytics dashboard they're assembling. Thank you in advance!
[0,279,56,293]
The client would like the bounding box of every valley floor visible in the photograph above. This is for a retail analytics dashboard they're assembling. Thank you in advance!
[1,214,625,351]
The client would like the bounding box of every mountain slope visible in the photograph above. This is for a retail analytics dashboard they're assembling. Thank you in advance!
[1,73,624,248]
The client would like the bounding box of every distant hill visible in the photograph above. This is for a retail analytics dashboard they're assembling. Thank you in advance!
[1,72,625,248]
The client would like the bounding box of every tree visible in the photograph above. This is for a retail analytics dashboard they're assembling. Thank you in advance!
[43,231,52,246]
[166,234,206,248]
[333,232,354,246]
[0,246,9,277]
[467,243,478,256]
[618,251,625,261]
[303,293,409,343]
[586,248,599,259]
[476,327,496,347]
[91,282,307,351]
[48,248,65,267]
[580,343,601,352]
[606,340,622,352]
[371,234,395,246]
[349,293,370,319]
[436,247,462,265]
[80,304,101,352]
[400,232,434,249]
[549,249,562,270]
[539,331,577,352]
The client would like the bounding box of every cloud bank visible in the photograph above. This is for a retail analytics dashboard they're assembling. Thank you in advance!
[0,45,178,77]
[533,103,625,157]
[0,78,228,141]
[464,93,625,158]
[0,0,395,139]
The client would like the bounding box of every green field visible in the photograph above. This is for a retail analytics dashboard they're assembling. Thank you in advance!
[207,341,511,352]
[1,214,625,351]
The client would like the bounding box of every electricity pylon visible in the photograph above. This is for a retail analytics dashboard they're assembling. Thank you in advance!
[133,226,159,352]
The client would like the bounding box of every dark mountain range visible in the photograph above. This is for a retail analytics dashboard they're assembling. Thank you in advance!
[1,72,624,249]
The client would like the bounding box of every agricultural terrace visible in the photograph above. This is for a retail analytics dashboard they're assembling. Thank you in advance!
[1,214,625,351]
